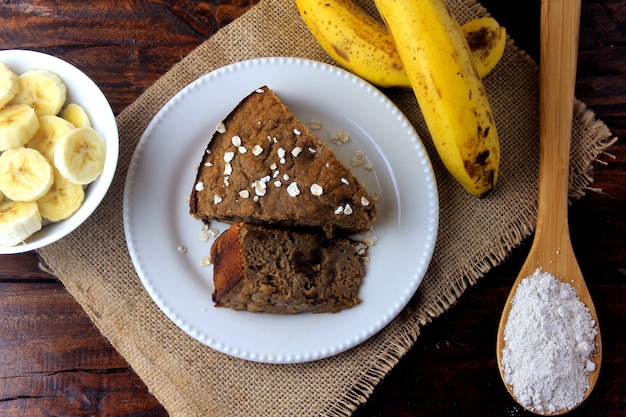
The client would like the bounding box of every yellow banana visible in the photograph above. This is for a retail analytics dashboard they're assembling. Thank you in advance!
[295,0,409,88]
[374,0,500,197]
[295,0,506,88]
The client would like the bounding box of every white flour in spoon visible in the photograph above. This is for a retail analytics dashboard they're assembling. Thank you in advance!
[501,268,598,414]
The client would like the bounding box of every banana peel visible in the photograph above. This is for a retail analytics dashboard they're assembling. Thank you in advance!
[375,0,500,197]
[461,17,507,78]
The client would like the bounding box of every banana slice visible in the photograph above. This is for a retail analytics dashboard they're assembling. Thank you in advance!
[54,127,106,185]
[0,63,19,109]
[0,104,40,151]
[28,115,76,161]
[37,168,85,222]
[0,147,54,202]
[10,69,67,116]
[61,103,91,128]
[0,200,42,247]
[0,190,4,203]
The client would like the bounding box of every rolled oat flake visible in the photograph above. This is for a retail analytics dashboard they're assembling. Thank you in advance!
[501,268,597,414]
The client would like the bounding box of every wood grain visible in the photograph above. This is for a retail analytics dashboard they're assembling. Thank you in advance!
[0,1,624,416]
[495,1,602,411]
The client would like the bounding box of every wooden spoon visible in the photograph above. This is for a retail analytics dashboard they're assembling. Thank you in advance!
[495,0,602,414]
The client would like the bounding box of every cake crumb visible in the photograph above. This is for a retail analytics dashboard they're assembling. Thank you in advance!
[332,129,350,145]
[309,119,322,130]
[352,150,365,167]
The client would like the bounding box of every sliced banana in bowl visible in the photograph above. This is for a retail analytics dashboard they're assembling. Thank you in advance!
[0,50,118,254]
[0,147,54,202]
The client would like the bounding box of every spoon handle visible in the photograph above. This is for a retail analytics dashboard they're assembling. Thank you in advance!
[537,0,582,229]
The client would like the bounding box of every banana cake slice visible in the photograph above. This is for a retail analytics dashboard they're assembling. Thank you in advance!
[211,222,367,314]
[189,86,377,237]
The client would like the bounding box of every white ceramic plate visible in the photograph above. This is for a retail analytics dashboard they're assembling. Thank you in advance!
[123,57,438,364]
[0,50,118,254]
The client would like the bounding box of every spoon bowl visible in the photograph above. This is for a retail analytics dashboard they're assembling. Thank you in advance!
[495,0,602,414]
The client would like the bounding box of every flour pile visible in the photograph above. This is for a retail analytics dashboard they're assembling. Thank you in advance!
[501,268,598,414]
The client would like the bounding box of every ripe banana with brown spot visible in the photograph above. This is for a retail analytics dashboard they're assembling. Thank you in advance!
[462,16,507,78]
[296,0,410,88]
[295,0,506,88]
[374,0,500,196]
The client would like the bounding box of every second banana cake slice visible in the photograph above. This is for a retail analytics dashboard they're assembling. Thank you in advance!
[211,222,367,314]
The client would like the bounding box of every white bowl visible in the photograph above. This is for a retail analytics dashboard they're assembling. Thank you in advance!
[0,49,119,254]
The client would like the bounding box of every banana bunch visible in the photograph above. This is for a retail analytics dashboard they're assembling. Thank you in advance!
[295,0,506,88]
[374,0,500,196]
[0,63,105,246]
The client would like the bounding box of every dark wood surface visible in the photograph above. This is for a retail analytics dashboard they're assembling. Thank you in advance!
[1,1,624,415]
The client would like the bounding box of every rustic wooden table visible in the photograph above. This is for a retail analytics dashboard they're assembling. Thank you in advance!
[1,1,624,416]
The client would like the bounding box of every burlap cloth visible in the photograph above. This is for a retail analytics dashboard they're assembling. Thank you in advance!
[37,0,616,415]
